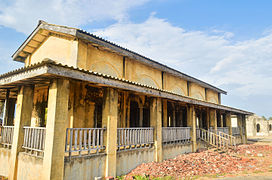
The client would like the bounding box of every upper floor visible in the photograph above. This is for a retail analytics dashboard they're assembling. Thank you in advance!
[13,21,225,104]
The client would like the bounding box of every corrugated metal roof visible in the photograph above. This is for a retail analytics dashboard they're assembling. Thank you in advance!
[0,60,252,115]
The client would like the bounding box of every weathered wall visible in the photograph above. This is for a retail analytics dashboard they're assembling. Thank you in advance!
[0,148,10,177]
[189,83,205,101]
[81,43,123,78]
[206,89,219,104]
[30,35,78,66]
[64,155,106,180]
[125,58,162,89]
[116,149,154,176]
[247,114,271,136]
[163,73,187,96]
[31,86,48,127]
[17,153,43,180]
[162,143,192,160]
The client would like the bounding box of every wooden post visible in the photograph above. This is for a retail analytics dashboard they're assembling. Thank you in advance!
[102,88,118,177]
[150,97,162,162]
[162,99,168,127]
[187,105,196,152]
[121,92,128,128]
[226,113,232,135]
[242,115,247,144]
[9,86,34,180]
[139,105,144,127]
[42,79,70,180]
[3,89,10,126]
[210,109,217,132]
[206,108,210,130]
[237,114,243,144]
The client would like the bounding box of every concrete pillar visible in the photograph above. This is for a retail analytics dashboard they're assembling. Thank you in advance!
[172,105,176,127]
[206,108,210,130]
[187,105,196,152]
[210,109,217,132]
[126,97,130,128]
[121,92,128,128]
[3,89,10,126]
[226,113,232,136]
[237,114,243,143]
[42,79,70,180]
[9,86,34,180]
[162,99,167,127]
[242,115,247,144]
[102,88,118,177]
[150,97,162,162]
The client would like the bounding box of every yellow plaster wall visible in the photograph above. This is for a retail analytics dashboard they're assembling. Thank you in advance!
[163,73,187,96]
[206,89,219,104]
[16,153,43,180]
[116,149,155,176]
[82,44,123,78]
[64,155,106,180]
[189,83,206,101]
[0,148,10,177]
[125,58,162,89]
[163,144,192,160]
[30,35,78,66]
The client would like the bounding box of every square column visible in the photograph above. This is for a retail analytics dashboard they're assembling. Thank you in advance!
[150,97,162,162]
[242,115,247,144]
[226,113,232,136]
[210,109,217,132]
[9,86,34,180]
[102,88,118,177]
[206,108,210,129]
[187,105,196,152]
[237,114,243,143]
[162,99,168,127]
[42,79,70,180]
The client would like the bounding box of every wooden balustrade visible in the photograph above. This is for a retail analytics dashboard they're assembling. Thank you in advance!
[210,127,229,134]
[65,128,106,157]
[23,127,46,156]
[162,127,191,144]
[0,126,14,148]
[199,128,233,151]
[117,128,154,151]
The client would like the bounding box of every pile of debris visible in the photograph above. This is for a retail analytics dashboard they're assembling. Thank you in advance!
[126,145,272,179]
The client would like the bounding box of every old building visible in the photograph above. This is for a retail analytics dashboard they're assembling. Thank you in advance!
[0,21,251,180]
[247,114,272,136]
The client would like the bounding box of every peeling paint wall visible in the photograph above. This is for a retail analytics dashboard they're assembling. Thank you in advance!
[0,148,10,177]
[125,58,162,89]
[64,155,106,180]
[16,153,43,180]
[162,143,192,160]
[206,89,219,104]
[189,83,206,101]
[163,73,187,96]
[116,149,155,176]
[30,35,78,66]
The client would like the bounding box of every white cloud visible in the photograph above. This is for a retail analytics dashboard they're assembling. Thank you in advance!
[0,0,149,34]
[93,15,272,97]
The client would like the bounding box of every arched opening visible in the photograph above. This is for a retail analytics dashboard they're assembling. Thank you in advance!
[257,123,261,133]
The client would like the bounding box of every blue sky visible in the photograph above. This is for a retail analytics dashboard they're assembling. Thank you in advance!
[0,0,272,117]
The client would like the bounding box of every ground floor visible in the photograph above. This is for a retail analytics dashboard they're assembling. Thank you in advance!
[0,61,250,180]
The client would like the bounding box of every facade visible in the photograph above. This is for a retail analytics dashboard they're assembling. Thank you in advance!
[247,114,272,136]
[0,21,251,180]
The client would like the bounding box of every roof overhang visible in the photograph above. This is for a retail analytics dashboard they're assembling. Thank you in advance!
[0,60,252,115]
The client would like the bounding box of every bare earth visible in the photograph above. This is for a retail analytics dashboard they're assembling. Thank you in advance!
[124,136,272,180]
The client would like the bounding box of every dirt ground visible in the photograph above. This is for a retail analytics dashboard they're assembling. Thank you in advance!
[124,136,272,180]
